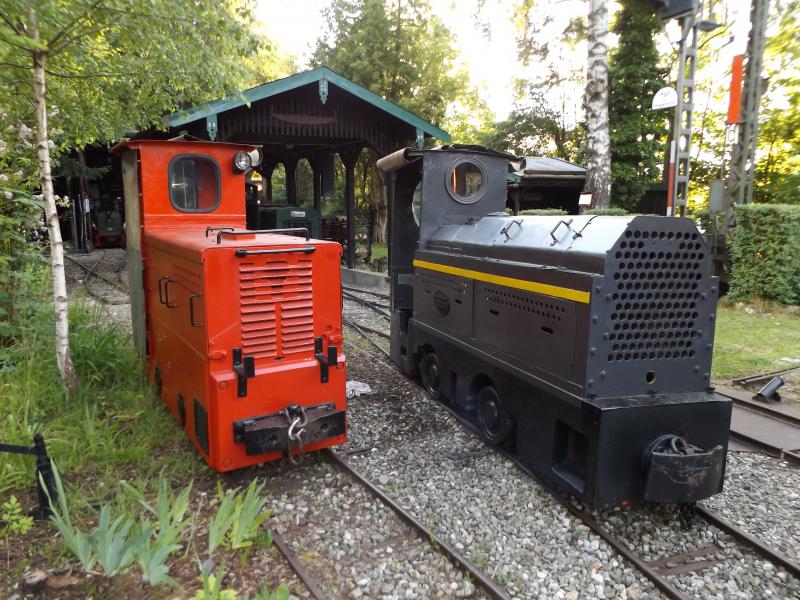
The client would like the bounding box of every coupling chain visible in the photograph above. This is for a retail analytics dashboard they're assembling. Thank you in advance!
[284,405,308,465]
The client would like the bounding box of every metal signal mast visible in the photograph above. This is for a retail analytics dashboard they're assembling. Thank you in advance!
[722,0,770,223]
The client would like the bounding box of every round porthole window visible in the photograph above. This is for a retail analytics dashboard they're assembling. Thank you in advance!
[445,159,486,204]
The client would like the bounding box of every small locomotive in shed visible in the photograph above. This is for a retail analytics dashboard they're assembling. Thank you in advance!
[377,144,731,509]
[113,139,347,470]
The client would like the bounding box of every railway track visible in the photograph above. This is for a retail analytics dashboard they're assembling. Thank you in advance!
[272,530,329,600]
[324,449,511,600]
[715,385,800,463]
[341,292,800,599]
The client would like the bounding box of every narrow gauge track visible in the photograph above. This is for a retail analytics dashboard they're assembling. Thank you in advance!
[323,449,512,600]
[272,530,329,600]
[342,293,800,599]
[714,385,800,463]
[732,366,800,386]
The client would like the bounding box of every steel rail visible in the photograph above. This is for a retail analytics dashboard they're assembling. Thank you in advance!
[694,505,800,579]
[342,289,391,318]
[272,530,330,600]
[65,253,128,293]
[342,285,391,301]
[731,366,800,386]
[727,430,800,464]
[324,449,512,600]
[343,319,392,360]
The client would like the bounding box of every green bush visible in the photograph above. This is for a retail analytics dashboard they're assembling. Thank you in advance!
[584,207,630,216]
[518,208,568,216]
[729,204,800,304]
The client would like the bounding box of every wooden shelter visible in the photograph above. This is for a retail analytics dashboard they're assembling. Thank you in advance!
[159,67,451,267]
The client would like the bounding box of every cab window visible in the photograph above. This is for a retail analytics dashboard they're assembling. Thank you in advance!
[168,155,221,212]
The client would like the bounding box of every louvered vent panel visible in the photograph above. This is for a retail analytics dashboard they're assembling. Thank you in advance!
[239,259,314,359]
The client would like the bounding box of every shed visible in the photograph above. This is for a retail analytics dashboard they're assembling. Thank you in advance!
[507,157,586,214]
[157,67,451,267]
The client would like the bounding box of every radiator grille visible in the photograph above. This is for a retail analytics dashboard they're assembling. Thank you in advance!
[606,228,705,362]
[239,259,314,360]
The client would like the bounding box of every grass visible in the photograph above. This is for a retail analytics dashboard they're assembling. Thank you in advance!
[712,299,800,379]
[0,267,204,504]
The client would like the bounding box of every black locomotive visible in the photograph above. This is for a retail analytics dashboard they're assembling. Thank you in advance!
[377,145,731,509]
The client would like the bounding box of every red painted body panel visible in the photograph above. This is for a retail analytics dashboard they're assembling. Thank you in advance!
[114,139,347,470]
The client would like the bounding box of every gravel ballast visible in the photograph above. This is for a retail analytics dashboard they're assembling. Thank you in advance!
[342,291,800,599]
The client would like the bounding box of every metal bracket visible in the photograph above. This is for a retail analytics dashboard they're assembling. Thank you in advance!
[0,434,57,519]
[232,348,255,397]
[314,337,338,383]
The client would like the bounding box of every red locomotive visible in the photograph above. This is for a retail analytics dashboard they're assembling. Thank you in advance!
[113,139,347,470]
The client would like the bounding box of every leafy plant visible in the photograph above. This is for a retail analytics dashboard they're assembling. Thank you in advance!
[188,561,237,600]
[41,465,95,572]
[1,495,34,566]
[43,463,193,585]
[248,583,290,600]
[729,204,800,304]
[208,479,271,555]
[91,506,136,576]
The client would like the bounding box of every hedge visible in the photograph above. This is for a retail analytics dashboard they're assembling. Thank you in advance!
[729,204,800,305]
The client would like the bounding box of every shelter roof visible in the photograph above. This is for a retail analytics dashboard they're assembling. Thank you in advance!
[166,66,450,145]
[508,157,586,185]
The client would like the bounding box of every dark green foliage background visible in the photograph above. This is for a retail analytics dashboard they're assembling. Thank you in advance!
[608,0,668,211]
[729,205,800,304]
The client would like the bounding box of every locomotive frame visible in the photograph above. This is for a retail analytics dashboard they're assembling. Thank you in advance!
[377,145,731,509]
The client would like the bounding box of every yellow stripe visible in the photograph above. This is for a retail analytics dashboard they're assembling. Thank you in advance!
[412,259,591,304]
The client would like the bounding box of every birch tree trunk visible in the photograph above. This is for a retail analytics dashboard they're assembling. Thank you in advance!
[585,0,611,208]
[30,6,78,395]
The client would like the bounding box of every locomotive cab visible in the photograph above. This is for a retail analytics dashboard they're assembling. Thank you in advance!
[378,144,731,509]
[114,139,347,471]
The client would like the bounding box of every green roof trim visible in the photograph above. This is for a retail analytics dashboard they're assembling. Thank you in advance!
[167,66,451,142]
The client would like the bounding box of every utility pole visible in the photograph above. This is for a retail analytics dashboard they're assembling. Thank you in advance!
[723,0,770,226]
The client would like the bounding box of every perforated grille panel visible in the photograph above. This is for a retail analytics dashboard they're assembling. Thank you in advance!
[606,228,706,363]
[485,288,565,322]
[239,259,314,360]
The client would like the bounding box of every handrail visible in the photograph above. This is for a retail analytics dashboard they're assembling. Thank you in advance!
[216,228,310,244]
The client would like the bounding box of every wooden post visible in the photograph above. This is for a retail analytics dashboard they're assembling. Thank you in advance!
[285,158,299,205]
[340,149,360,269]
[310,156,322,211]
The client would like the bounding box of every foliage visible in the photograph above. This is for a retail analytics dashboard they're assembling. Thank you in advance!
[0,265,200,498]
[312,0,467,127]
[584,207,629,216]
[0,496,33,538]
[477,90,585,162]
[607,0,668,211]
[518,208,568,216]
[0,0,268,149]
[207,479,271,555]
[728,204,800,304]
[753,0,800,204]
[44,463,195,584]
[191,562,238,600]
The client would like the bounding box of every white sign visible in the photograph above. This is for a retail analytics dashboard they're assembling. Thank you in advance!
[652,87,678,110]
[579,192,593,206]
[290,210,306,218]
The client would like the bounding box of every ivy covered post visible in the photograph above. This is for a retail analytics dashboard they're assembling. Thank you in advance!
[608,0,668,212]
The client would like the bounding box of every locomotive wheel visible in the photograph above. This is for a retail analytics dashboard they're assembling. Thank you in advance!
[420,353,443,400]
[477,385,513,446]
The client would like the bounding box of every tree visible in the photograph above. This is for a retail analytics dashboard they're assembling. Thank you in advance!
[0,0,264,394]
[477,89,585,163]
[584,0,611,208]
[607,0,668,211]
[311,0,473,241]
